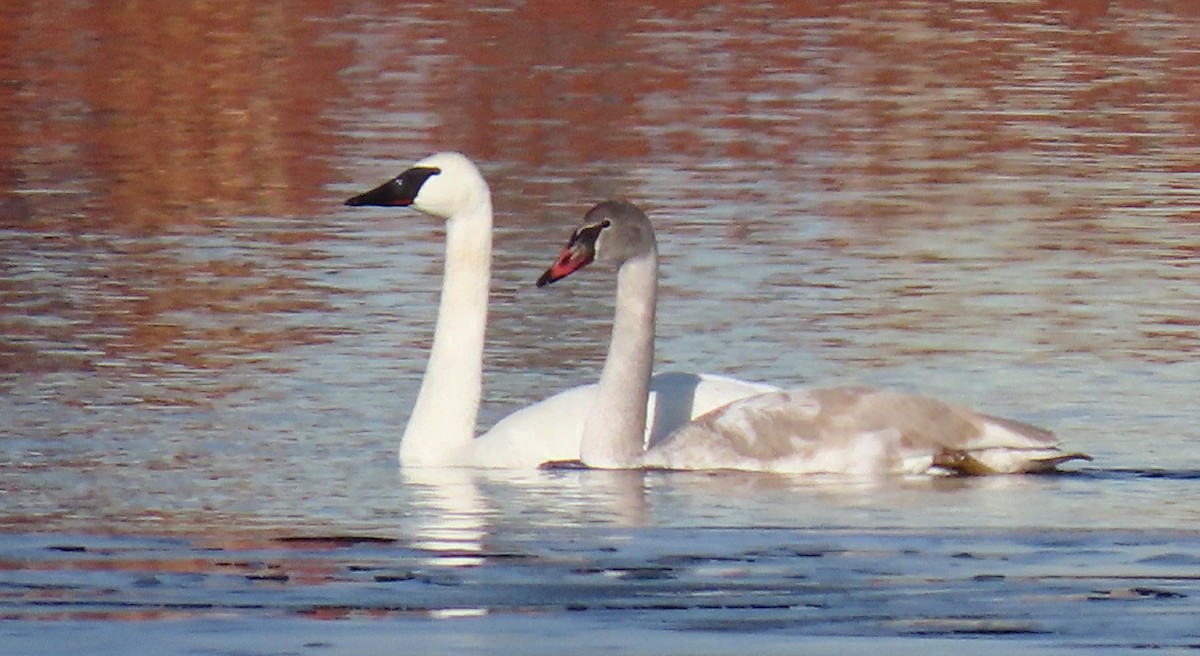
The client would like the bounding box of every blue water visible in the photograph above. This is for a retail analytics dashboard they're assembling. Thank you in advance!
[3,2,1200,652]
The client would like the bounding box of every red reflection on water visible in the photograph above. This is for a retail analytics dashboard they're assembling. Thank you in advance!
[0,2,350,230]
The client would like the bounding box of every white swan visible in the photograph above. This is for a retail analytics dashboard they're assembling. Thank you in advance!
[536,200,1091,475]
[345,153,776,468]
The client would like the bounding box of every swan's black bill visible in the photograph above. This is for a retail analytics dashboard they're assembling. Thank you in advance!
[345,166,441,207]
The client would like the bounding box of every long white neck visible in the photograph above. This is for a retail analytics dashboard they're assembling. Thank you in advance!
[580,251,657,468]
[399,195,492,467]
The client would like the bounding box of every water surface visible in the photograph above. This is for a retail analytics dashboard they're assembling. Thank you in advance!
[2,2,1200,653]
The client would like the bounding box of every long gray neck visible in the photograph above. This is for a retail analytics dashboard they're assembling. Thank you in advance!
[580,250,657,468]
[399,195,492,467]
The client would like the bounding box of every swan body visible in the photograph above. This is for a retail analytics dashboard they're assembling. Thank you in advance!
[537,200,1090,475]
[345,154,773,468]
[642,387,1088,475]
[467,372,778,468]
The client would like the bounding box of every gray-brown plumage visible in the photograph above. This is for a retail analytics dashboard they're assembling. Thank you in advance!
[539,201,1091,475]
[642,387,1090,474]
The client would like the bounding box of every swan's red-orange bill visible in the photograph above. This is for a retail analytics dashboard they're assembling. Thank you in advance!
[536,244,594,287]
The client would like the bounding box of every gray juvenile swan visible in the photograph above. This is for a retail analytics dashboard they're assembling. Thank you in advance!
[345,153,776,468]
[537,200,1091,475]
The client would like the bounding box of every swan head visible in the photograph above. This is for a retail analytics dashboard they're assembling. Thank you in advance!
[345,152,490,220]
[537,200,655,287]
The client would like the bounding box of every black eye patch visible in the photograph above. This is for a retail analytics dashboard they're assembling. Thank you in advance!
[398,166,441,190]
[568,221,607,249]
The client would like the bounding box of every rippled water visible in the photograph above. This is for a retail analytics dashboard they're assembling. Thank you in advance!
[3,2,1200,652]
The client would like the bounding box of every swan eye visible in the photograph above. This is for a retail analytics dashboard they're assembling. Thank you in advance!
[600,219,612,229]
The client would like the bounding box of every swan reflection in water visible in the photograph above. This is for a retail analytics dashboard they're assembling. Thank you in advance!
[400,468,650,568]
[401,468,491,568]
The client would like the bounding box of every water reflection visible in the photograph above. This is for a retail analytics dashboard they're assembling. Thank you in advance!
[0,222,340,392]
[0,2,348,230]
[534,469,650,527]
[0,1,1198,537]
[402,468,491,567]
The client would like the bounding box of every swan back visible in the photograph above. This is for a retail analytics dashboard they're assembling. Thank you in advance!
[642,386,1089,475]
